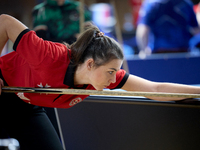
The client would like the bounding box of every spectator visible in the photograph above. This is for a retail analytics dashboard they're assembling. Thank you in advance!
[32,0,92,44]
[136,0,200,58]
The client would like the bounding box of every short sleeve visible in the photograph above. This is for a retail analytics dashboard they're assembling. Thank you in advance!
[107,69,129,89]
[13,29,69,66]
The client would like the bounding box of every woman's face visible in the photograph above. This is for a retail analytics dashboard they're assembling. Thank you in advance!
[89,59,123,91]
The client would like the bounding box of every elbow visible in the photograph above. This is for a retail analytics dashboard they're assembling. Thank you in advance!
[0,14,13,28]
[0,14,10,21]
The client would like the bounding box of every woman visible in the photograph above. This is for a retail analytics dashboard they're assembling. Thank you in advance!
[0,14,200,150]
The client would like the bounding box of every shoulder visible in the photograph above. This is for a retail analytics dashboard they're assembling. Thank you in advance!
[13,29,69,64]
[139,0,159,16]
[183,0,194,6]
[107,70,129,89]
[13,29,32,51]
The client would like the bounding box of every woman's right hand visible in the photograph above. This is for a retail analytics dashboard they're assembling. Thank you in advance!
[0,78,4,95]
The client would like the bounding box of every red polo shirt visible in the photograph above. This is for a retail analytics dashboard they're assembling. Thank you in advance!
[0,29,129,108]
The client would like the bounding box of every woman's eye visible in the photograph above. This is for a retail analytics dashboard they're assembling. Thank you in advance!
[109,71,113,74]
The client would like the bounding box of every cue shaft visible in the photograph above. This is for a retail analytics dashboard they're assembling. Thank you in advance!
[2,86,200,98]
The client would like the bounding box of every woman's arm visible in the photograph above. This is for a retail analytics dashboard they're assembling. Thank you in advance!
[0,14,27,93]
[136,24,152,59]
[136,24,150,52]
[0,14,28,54]
[121,74,200,101]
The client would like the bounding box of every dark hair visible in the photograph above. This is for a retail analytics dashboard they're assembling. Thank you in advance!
[69,24,124,67]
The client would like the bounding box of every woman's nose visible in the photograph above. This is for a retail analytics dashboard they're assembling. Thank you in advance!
[110,75,116,83]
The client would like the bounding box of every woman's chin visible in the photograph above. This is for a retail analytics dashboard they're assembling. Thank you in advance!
[94,87,104,91]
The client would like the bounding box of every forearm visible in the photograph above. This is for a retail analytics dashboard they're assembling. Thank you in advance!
[122,75,200,102]
[151,82,200,101]
[136,24,149,51]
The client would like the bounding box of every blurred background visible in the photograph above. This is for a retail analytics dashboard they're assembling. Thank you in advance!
[0,0,138,56]
[1,1,200,150]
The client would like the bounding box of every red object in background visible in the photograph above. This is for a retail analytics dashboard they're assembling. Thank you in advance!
[193,3,200,13]
[130,0,142,26]
[193,4,198,13]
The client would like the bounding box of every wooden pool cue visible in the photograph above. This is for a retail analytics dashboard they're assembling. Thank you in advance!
[2,86,200,98]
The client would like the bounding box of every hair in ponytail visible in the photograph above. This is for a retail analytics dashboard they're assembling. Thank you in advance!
[69,24,124,67]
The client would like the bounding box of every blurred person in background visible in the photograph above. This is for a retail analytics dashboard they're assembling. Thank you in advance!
[130,0,142,28]
[32,0,92,44]
[136,0,200,58]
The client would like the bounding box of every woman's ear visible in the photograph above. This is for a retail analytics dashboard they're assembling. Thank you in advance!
[86,58,94,70]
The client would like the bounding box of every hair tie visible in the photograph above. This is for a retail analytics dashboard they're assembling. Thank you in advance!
[98,32,104,37]
[95,31,104,38]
